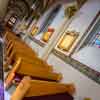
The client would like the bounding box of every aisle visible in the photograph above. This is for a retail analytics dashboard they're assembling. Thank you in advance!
[47,54,100,100]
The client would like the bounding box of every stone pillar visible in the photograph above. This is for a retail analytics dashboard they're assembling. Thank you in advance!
[0,0,9,18]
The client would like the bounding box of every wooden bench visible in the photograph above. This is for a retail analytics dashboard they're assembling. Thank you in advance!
[10,76,75,100]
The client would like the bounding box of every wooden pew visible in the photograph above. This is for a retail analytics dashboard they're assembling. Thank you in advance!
[10,76,75,100]
[4,32,37,56]
[22,93,73,100]
[4,30,37,70]
[4,42,53,72]
[4,31,53,72]
[5,57,62,89]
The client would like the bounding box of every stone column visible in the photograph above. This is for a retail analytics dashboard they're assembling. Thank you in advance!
[0,0,9,18]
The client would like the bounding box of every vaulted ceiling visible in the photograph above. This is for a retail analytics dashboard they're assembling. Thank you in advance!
[7,0,33,19]
[0,0,86,19]
[6,0,77,19]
